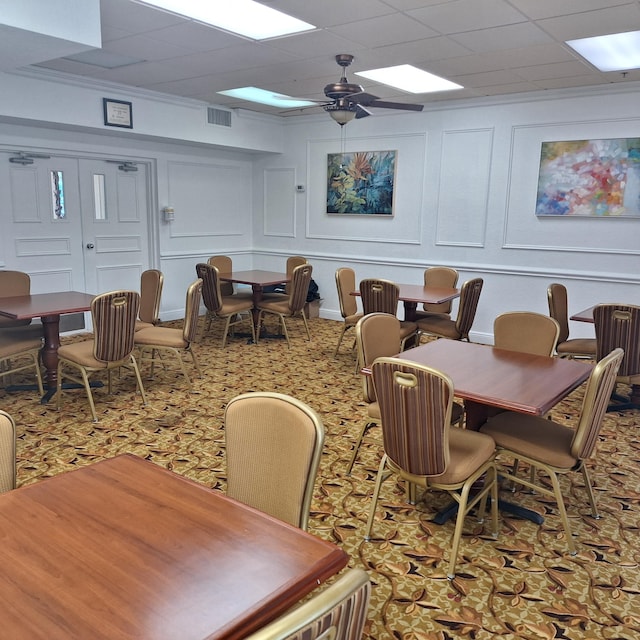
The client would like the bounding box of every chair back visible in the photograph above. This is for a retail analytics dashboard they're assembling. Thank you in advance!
[285,256,307,294]
[423,266,459,314]
[371,357,454,477]
[208,255,234,296]
[245,568,370,640]
[0,410,16,493]
[92,290,140,363]
[0,270,31,328]
[571,348,623,461]
[196,263,223,314]
[454,278,483,340]
[359,279,399,316]
[493,311,560,356]
[182,279,203,344]
[594,304,640,378]
[547,283,570,343]
[288,264,313,314]
[139,269,163,325]
[335,267,358,319]
[224,392,324,530]
[356,313,401,404]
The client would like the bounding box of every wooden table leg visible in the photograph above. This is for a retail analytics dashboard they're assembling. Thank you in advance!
[40,314,61,400]
[403,301,417,322]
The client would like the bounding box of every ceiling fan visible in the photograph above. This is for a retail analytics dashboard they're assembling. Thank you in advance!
[316,54,424,126]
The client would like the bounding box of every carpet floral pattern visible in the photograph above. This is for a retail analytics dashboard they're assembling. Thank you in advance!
[3,316,640,640]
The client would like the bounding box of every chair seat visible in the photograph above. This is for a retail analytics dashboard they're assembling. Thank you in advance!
[399,321,418,338]
[413,310,450,321]
[480,411,576,469]
[556,338,597,356]
[0,333,42,356]
[345,312,363,326]
[134,320,154,332]
[434,427,495,485]
[220,296,254,314]
[256,298,292,314]
[58,341,124,370]
[416,315,459,339]
[135,326,187,349]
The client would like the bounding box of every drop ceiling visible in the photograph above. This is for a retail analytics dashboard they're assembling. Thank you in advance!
[26,0,640,118]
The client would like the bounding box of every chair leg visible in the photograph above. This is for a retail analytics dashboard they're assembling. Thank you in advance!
[279,315,291,348]
[345,420,375,475]
[364,455,391,541]
[221,316,233,348]
[188,348,202,379]
[333,325,348,357]
[447,480,473,580]
[300,311,311,341]
[580,464,600,519]
[548,470,576,555]
[129,355,148,407]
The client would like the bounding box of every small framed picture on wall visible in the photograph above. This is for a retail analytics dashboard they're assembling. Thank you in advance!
[103,98,133,129]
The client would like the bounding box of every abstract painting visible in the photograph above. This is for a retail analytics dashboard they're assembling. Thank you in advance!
[536,138,640,217]
[327,150,396,215]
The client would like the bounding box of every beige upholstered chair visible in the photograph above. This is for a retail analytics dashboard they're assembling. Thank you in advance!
[333,267,363,358]
[262,255,308,302]
[0,410,16,493]
[547,283,597,358]
[347,313,463,475]
[593,304,640,411]
[224,391,324,530]
[0,331,44,397]
[207,255,235,297]
[196,263,256,347]
[0,270,33,329]
[56,290,147,422]
[365,357,498,579]
[359,278,418,350]
[135,269,164,332]
[414,266,459,320]
[245,568,370,640]
[480,348,623,554]
[416,277,483,342]
[493,311,560,357]
[256,264,313,348]
[135,279,203,390]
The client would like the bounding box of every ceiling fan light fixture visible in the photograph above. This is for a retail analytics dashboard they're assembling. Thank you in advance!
[324,104,357,126]
[355,64,463,94]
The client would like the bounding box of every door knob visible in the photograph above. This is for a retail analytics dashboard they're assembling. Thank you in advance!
[86,243,95,249]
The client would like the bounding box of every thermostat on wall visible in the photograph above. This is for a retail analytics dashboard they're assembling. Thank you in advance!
[296,184,305,192]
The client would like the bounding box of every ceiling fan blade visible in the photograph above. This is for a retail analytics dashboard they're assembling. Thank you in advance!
[355,104,372,119]
[347,92,379,106]
[365,100,424,112]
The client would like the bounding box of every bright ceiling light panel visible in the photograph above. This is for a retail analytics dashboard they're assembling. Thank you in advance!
[566,30,640,72]
[217,87,317,108]
[355,65,463,94]
[133,0,315,39]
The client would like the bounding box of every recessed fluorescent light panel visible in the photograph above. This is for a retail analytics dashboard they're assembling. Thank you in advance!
[355,65,463,94]
[133,0,315,39]
[217,87,317,108]
[566,30,640,72]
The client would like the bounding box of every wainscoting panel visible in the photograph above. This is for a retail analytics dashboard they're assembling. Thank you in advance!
[264,167,295,238]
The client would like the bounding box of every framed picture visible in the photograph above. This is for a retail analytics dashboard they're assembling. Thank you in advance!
[536,138,640,217]
[103,98,133,129]
[327,150,396,215]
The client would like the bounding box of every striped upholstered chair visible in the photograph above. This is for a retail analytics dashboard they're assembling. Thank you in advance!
[0,410,16,493]
[365,357,498,579]
[359,278,417,350]
[245,568,370,640]
[57,290,147,422]
[135,279,203,390]
[414,266,459,321]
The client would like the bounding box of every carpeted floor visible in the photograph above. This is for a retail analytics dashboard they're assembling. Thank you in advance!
[3,315,640,639]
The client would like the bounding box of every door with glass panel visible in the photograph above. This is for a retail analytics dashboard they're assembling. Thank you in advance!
[78,159,150,295]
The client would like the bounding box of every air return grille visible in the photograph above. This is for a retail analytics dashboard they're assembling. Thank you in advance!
[207,107,232,127]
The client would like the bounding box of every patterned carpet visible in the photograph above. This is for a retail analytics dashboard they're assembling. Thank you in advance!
[3,315,640,640]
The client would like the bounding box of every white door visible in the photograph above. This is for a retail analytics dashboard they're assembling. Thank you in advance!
[78,159,150,295]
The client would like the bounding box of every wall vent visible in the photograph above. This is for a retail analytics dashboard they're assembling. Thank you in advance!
[207,107,232,127]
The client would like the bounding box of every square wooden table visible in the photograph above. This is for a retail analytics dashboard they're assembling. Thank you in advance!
[0,291,95,401]
[352,283,460,321]
[0,454,348,640]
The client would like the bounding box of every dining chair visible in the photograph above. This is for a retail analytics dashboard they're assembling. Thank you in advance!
[365,357,499,579]
[0,410,16,493]
[244,567,370,640]
[333,267,363,358]
[547,283,597,359]
[414,266,459,320]
[0,270,33,330]
[262,255,308,302]
[493,311,560,356]
[347,313,464,475]
[56,290,147,422]
[224,391,324,530]
[256,263,313,348]
[416,277,483,342]
[135,269,164,331]
[593,304,640,411]
[359,278,418,350]
[0,331,44,398]
[207,255,235,297]
[195,263,256,347]
[135,279,203,390]
[480,348,623,555]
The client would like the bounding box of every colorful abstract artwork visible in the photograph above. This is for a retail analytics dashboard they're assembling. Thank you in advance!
[327,150,396,215]
[536,138,640,217]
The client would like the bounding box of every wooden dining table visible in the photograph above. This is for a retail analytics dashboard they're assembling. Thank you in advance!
[0,290,95,401]
[352,283,460,321]
[0,454,348,640]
